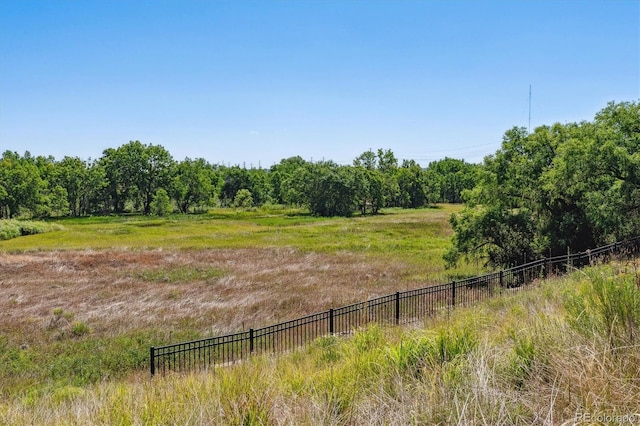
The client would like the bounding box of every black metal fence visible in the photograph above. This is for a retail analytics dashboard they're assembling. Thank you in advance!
[150,236,640,376]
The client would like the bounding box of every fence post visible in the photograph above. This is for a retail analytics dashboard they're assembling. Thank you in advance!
[395,292,400,324]
[329,309,334,335]
[150,346,155,376]
[451,281,456,307]
[499,271,504,287]
[249,329,254,353]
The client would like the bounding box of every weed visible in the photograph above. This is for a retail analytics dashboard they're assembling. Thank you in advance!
[71,321,92,337]
[135,267,224,284]
[565,270,640,347]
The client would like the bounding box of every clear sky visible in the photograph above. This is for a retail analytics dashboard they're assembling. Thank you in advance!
[1,1,638,167]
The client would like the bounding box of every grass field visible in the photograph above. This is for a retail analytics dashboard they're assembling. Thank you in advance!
[2,205,639,424]
[1,205,481,400]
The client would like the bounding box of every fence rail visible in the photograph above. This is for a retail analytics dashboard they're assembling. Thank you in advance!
[150,236,640,375]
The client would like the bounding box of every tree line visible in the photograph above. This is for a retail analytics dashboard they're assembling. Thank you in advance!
[0,144,480,219]
[445,100,640,268]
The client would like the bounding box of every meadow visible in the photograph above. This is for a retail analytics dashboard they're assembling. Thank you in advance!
[2,205,638,424]
[1,205,477,399]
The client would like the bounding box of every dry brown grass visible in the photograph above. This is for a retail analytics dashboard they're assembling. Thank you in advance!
[3,263,639,424]
[0,248,415,344]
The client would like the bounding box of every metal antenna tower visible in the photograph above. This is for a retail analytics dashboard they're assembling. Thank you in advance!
[528,85,532,133]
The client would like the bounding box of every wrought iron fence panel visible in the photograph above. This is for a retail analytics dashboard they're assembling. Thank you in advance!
[151,236,640,375]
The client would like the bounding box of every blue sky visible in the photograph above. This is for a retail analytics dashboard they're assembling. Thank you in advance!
[1,1,638,167]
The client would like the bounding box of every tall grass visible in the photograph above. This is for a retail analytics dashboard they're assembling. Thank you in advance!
[0,220,61,241]
[0,206,476,402]
[4,262,639,425]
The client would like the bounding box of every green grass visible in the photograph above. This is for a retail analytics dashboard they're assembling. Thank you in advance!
[0,205,468,276]
[134,267,225,284]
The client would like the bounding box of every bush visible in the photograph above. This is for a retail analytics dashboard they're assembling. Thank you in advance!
[150,189,172,216]
[233,189,254,209]
[0,220,51,240]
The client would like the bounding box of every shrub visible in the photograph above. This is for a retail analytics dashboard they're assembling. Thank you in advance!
[150,189,172,216]
[71,321,92,337]
[0,220,56,240]
[233,189,254,209]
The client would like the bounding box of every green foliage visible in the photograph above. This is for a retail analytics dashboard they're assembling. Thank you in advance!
[150,188,172,216]
[233,188,254,209]
[396,159,433,208]
[445,205,536,268]
[448,100,640,268]
[506,330,537,388]
[386,325,477,377]
[0,220,56,240]
[71,321,92,337]
[170,158,218,213]
[427,157,480,203]
[305,162,356,217]
[0,151,47,218]
[1,140,482,221]
[220,166,251,207]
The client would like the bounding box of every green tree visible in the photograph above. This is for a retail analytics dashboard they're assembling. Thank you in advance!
[0,151,46,218]
[233,188,254,209]
[427,157,479,203]
[150,188,172,216]
[138,144,175,215]
[171,158,216,213]
[306,162,355,217]
[248,168,273,206]
[82,160,109,215]
[99,141,174,214]
[269,156,308,205]
[377,149,400,207]
[353,149,377,170]
[396,160,435,208]
[220,166,251,207]
[353,152,385,215]
[54,156,87,216]
[446,100,640,269]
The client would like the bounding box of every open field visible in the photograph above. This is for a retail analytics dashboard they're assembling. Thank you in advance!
[1,205,481,398]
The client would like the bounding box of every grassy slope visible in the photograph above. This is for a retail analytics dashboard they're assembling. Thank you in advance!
[1,205,480,400]
[3,263,639,425]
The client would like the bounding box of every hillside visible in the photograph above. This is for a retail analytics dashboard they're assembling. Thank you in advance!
[3,259,639,425]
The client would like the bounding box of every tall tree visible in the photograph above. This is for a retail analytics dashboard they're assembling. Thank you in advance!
[0,151,45,218]
[99,141,174,214]
[54,156,87,216]
[427,157,480,203]
[220,166,251,207]
[305,162,355,217]
[171,158,216,213]
[446,100,640,269]
[270,156,308,205]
